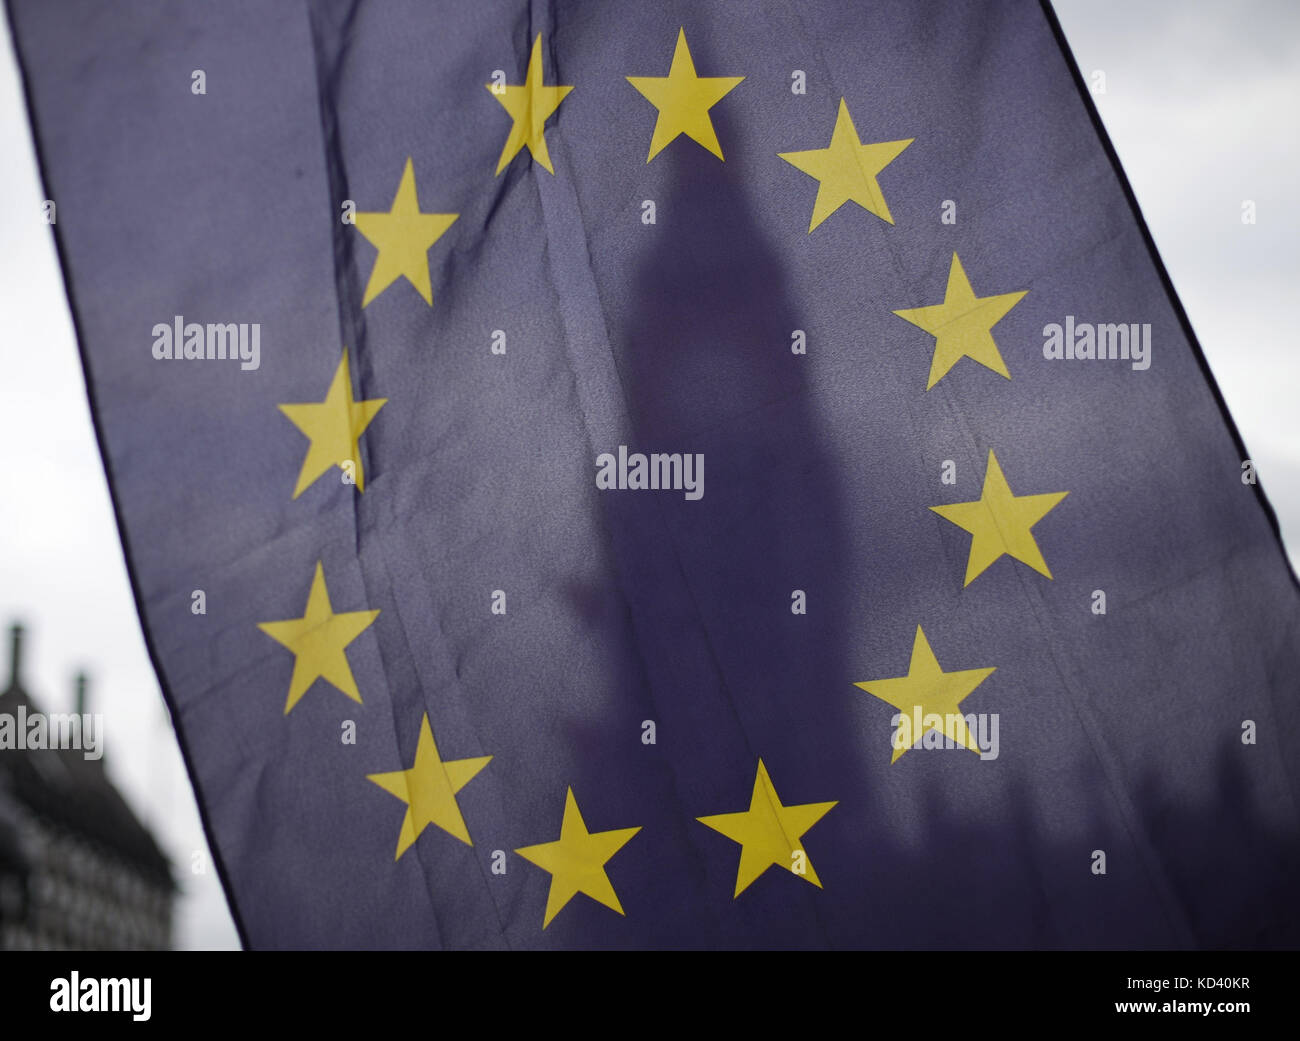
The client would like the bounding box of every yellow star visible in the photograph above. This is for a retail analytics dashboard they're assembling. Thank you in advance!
[697,759,836,898]
[514,787,640,928]
[256,561,380,714]
[626,28,744,162]
[931,449,1069,586]
[366,714,491,860]
[487,33,573,175]
[778,97,912,231]
[354,157,458,307]
[277,348,386,498]
[893,252,1028,389]
[854,626,997,764]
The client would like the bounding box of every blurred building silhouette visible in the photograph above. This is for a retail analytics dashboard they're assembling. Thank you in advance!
[0,623,173,949]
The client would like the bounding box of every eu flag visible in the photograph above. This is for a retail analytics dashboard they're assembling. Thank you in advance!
[9,0,1299,948]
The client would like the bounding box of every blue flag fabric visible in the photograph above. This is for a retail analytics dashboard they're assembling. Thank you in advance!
[9,0,1299,949]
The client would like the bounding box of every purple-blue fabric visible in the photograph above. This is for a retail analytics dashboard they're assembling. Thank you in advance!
[9,0,1299,949]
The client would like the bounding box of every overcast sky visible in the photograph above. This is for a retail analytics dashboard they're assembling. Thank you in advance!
[0,2,1295,950]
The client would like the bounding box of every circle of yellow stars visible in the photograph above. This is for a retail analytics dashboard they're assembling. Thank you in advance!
[243,22,1079,932]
